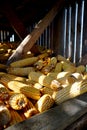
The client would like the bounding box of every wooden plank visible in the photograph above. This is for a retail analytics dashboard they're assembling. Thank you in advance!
[0,1,28,40]
[7,0,66,65]
[5,93,87,130]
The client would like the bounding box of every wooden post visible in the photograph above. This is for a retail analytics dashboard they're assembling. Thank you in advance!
[7,0,65,64]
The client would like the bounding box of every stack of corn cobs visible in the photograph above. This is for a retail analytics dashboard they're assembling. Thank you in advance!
[0,43,87,129]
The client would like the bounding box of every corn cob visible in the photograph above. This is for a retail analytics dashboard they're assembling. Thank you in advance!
[0,76,32,92]
[35,94,54,112]
[23,99,38,118]
[83,73,87,80]
[0,103,11,128]
[54,62,63,72]
[57,55,74,65]
[0,63,7,70]
[40,86,54,96]
[0,83,10,101]
[71,72,83,80]
[29,71,61,90]
[20,86,41,100]
[33,82,43,89]
[47,72,58,79]
[7,67,35,76]
[34,59,44,70]
[41,57,57,74]
[10,108,23,126]
[58,75,77,87]
[9,93,28,110]
[10,56,39,67]
[76,65,85,73]
[3,73,28,83]
[38,49,52,59]
[56,71,72,79]
[52,80,87,105]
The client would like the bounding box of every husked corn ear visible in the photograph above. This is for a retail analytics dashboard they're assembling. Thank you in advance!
[57,55,74,65]
[0,63,7,70]
[52,80,87,105]
[35,94,54,112]
[10,56,39,67]
[10,108,23,126]
[38,49,52,59]
[83,73,87,79]
[9,93,28,110]
[41,86,54,96]
[7,67,35,76]
[34,59,44,70]
[38,52,49,59]
[4,73,28,83]
[20,86,41,100]
[0,76,31,92]
[33,82,43,89]
[58,76,77,87]
[29,71,61,90]
[23,99,38,118]
[56,71,72,79]
[54,62,63,72]
[0,84,9,101]
[76,65,85,73]
[71,72,83,80]
[41,57,57,74]
[0,104,11,127]
[47,72,58,79]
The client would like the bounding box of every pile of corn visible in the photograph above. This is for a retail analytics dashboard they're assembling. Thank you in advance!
[0,42,19,65]
[0,45,87,129]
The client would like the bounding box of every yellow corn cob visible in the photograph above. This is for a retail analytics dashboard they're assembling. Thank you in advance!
[0,48,7,54]
[10,108,23,126]
[38,52,49,59]
[41,86,54,96]
[20,86,41,100]
[0,63,7,70]
[33,82,43,89]
[56,71,72,79]
[0,53,10,61]
[71,72,83,80]
[57,55,74,65]
[10,56,39,67]
[0,84,10,101]
[54,62,63,72]
[0,76,31,92]
[34,59,44,70]
[76,65,85,73]
[58,75,77,87]
[7,67,35,76]
[35,94,54,112]
[0,104,11,127]
[47,72,58,79]
[23,99,38,118]
[83,73,87,80]
[52,80,87,105]
[3,73,28,83]
[41,57,57,74]
[29,71,61,90]
[9,93,28,110]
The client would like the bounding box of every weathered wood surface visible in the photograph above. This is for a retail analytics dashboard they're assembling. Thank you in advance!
[5,93,87,130]
[7,0,65,65]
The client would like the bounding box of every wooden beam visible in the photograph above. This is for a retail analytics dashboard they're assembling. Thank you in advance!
[0,1,28,40]
[7,0,65,64]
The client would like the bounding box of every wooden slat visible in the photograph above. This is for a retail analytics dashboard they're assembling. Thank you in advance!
[0,1,28,40]
[7,0,65,65]
[5,93,87,130]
